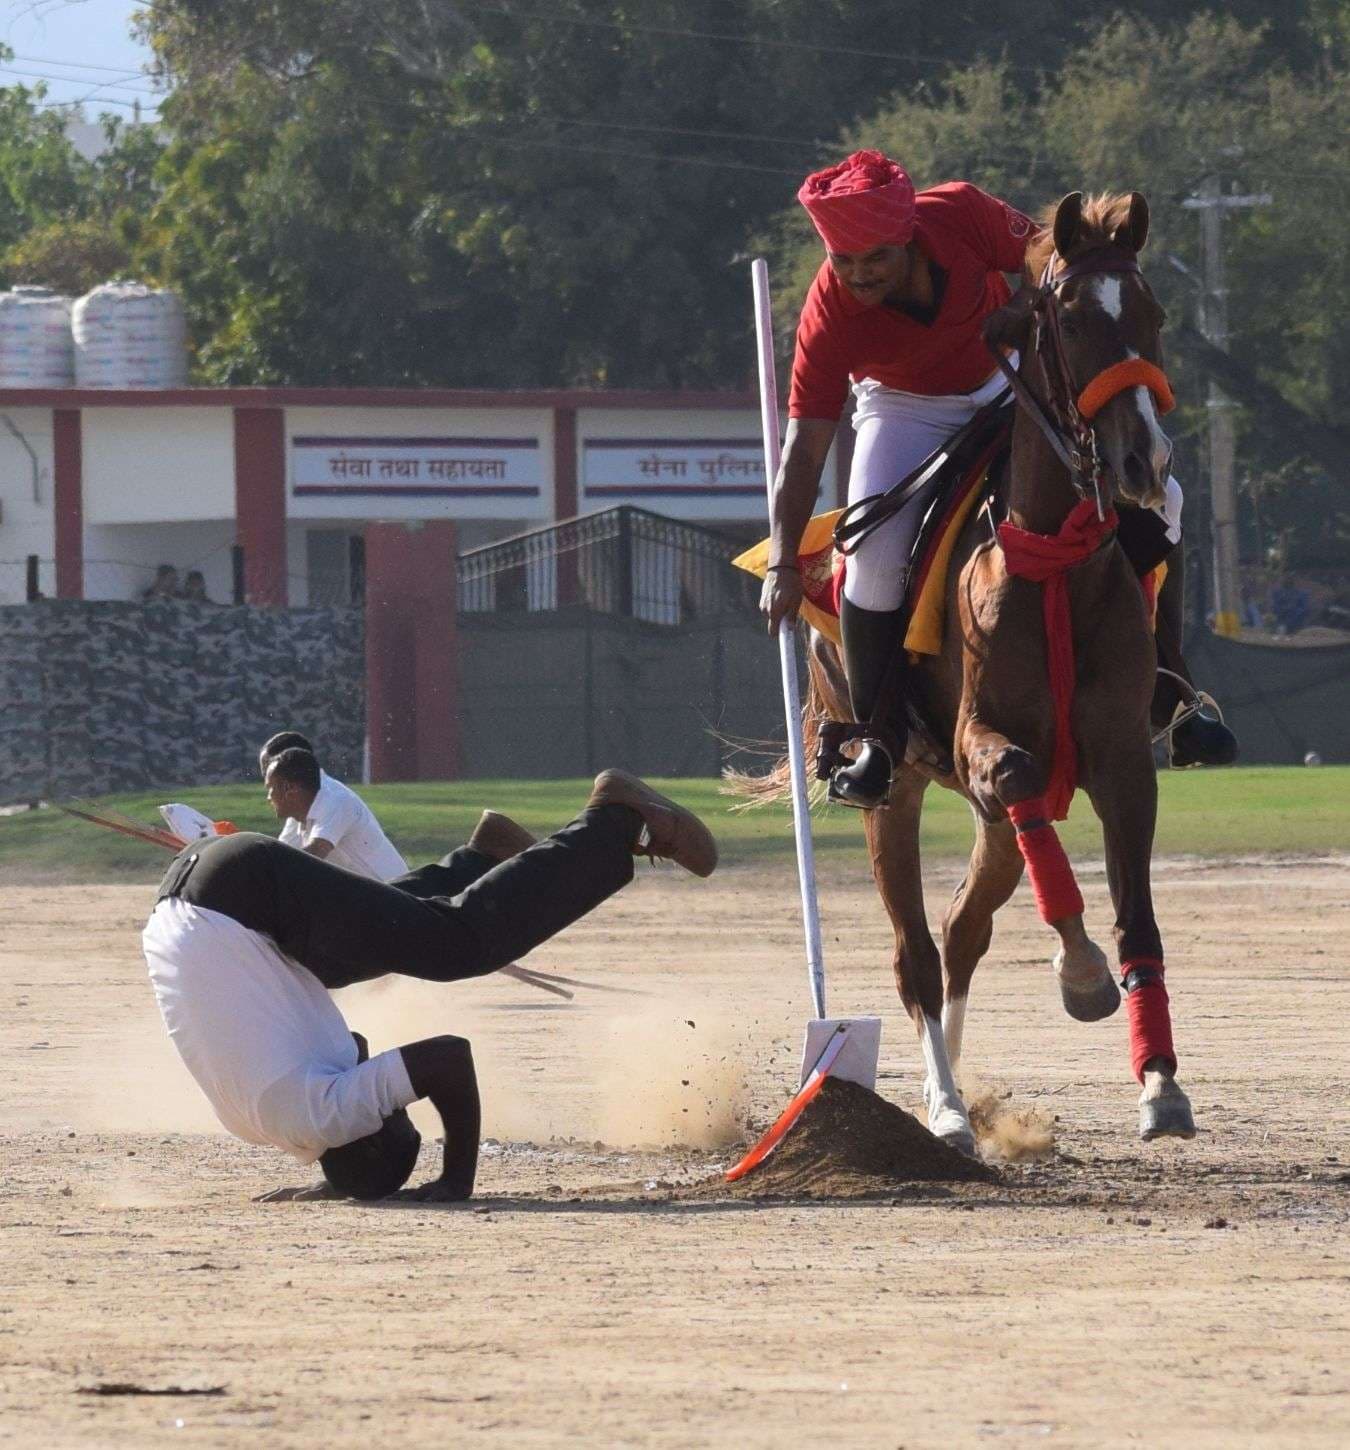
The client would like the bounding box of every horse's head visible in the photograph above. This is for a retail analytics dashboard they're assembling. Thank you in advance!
[987,191,1175,510]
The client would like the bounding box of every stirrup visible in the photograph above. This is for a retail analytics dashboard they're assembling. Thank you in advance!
[1155,682,1237,768]
[826,736,900,810]
[815,720,904,779]
[815,719,869,781]
[1150,670,1213,746]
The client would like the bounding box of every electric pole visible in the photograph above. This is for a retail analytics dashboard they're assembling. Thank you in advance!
[1181,175,1270,637]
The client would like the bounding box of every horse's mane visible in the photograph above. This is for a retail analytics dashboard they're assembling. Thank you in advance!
[1024,192,1136,277]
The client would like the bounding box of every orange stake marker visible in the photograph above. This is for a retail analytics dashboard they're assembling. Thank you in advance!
[724,1027,847,1183]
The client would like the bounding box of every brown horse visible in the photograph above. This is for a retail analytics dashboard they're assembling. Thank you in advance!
[791,191,1196,1153]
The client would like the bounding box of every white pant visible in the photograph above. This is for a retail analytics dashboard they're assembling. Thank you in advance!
[844,368,1012,610]
[143,899,417,1164]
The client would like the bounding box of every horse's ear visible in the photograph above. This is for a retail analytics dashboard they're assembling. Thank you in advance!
[1113,192,1150,252]
[1053,191,1083,258]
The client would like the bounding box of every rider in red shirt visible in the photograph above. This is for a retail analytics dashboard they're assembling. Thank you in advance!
[763,151,1038,807]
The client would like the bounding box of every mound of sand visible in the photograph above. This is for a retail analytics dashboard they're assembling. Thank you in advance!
[691,1077,998,1200]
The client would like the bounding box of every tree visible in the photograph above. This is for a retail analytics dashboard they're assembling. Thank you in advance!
[4,216,131,295]
[0,64,165,296]
[766,12,1350,567]
[0,81,90,257]
[128,0,1331,389]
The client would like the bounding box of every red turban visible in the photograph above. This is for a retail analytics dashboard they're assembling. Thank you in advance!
[797,150,917,255]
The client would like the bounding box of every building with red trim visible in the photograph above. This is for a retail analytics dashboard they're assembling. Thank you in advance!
[0,386,849,779]
[0,386,850,607]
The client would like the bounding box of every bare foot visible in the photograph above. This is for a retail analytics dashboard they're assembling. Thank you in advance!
[253,1182,343,1203]
[387,1178,473,1204]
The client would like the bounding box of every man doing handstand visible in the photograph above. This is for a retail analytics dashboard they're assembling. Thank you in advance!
[141,771,716,1202]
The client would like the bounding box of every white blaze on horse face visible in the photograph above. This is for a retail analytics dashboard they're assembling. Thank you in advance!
[1089,274,1125,320]
[1134,386,1171,480]
[1120,345,1172,487]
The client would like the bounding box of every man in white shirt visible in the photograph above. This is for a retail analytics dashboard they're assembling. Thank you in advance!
[258,732,407,881]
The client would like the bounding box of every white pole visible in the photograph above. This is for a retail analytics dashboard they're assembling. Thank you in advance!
[752,258,827,1021]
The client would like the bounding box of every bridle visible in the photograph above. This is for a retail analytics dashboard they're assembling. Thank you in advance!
[989,245,1175,520]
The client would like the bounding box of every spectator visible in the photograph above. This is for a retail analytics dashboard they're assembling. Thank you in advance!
[1240,580,1265,630]
[182,569,212,603]
[1270,575,1312,636]
[259,734,408,882]
[1324,587,1350,631]
[142,564,180,601]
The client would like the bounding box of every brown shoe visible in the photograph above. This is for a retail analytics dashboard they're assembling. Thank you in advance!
[586,769,718,878]
[466,811,537,863]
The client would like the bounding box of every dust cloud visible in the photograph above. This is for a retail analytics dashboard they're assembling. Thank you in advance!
[966,1083,1056,1162]
[591,1010,749,1149]
[65,1016,223,1135]
[58,971,750,1153]
[341,979,751,1150]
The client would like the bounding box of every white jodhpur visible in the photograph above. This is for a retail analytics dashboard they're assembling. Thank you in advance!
[843,366,1012,612]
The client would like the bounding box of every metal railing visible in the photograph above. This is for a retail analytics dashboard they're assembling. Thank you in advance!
[457,506,759,625]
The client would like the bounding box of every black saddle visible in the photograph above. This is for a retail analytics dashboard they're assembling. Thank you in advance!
[833,392,1014,609]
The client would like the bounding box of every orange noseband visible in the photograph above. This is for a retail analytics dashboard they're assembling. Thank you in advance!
[1077,358,1174,420]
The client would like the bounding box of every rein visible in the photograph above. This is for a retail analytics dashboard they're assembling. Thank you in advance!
[988,246,1174,822]
[989,246,1173,519]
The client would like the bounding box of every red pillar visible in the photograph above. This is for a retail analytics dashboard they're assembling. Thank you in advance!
[554,405,579,606]
[364,521,461,782]
[52,409,83,599]
[233,407,288,606]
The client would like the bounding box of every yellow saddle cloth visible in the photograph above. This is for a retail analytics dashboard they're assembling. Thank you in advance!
[733,470,991,656]
[735,489,1164,654]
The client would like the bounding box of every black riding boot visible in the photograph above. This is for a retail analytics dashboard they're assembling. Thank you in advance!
[830,598,907,809]
[1151,550,1238,767]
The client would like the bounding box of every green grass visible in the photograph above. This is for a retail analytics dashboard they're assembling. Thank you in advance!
[1,767,1343,884]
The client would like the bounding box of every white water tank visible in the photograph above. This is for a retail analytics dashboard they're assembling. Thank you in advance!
[73,281,188,388]
[0,286,75,387]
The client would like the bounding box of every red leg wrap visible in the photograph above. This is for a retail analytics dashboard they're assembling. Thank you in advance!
[1122,958,1176,1083]
[1008,797,1084,924]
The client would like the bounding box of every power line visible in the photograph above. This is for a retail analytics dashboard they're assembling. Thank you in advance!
[553,115,831,153]
[9,51,155,77]
[0,63,162,94]
[43,0,1021,74]
[31,94,159,113]
[450,2,1046,76]
[472,132,802,177]
[258,84,820,177]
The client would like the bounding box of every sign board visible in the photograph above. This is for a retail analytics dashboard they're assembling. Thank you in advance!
[292,435,542,499]
[582,437,765,502]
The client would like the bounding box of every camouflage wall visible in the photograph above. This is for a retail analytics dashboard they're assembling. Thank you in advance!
[0,600,364,803]
[4,601,1332,806]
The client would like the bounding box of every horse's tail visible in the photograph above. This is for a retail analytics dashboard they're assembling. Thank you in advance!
[721,655,829,809]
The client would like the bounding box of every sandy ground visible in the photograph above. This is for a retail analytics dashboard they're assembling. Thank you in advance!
[1,851,1347,1447]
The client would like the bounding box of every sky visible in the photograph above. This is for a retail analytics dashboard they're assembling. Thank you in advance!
[1,0,163,118]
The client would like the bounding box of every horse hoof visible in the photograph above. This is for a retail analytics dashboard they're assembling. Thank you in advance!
[1139,1078,1196,1141]
[929,1107,978,1158]
[1054,942,1119,1022]
[940,1129,980,1160]
[1058,973,1121,1022]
